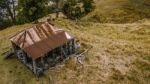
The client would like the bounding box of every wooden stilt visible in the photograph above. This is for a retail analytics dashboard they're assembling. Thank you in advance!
[68,42,71,55]
[32,59,37,75]
[69,41,72,54]
[72,39,75,53]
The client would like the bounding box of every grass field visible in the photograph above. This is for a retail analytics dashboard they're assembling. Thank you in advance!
[0,18,150,84]
[0,0,150,83]
[83,0,150,23]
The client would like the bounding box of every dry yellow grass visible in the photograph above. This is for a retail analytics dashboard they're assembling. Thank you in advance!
[0,18,149,84]
[83,0,150,23]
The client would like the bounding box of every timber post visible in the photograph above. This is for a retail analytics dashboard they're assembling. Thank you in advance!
[32,59,37,75]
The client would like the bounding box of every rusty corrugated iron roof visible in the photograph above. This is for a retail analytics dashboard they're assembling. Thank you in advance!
[10,22,74,59]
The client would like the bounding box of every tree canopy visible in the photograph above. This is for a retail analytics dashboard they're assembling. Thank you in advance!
[62,0,95,19]
[17,0,49,23]
[0,0,95,29]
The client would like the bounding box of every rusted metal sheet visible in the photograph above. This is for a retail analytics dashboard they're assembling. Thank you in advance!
[10,22,74,59]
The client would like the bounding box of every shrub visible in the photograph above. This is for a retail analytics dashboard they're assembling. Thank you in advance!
[82,0,95,13]
[0,20,12,29]
[17,0,49,23]
[63,0,95,20]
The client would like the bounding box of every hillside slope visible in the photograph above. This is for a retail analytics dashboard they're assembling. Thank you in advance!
[0,18,150,84]
[83,0,150,23]
[0,0,150,83]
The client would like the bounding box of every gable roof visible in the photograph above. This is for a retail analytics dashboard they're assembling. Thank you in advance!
[10,22,74,59]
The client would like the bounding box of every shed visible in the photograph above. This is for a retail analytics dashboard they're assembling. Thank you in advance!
[10,22,77,75]
[10,22,74,59]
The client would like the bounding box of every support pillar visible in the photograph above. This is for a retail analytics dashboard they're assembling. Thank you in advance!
[32,59,37,75]
[72,39,76,53]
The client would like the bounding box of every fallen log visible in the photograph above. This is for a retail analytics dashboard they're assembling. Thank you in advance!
[75,46,93,65]
[4,51,15,59]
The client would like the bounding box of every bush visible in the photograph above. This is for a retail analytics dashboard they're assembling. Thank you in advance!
[63,0,95,20]
[74,6,82,19]
[17,0,49,23]
[63,1,82,19]
[0,20,12,29]
[16,14,29,24]
[83,0,95,13]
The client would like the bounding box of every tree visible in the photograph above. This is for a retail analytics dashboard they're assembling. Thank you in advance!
[49,0,65,18]
[82,0,94,13]
[17,0,49,23]
[0,0,17,24]
[62,0,95,20]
